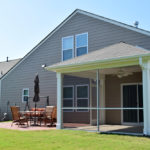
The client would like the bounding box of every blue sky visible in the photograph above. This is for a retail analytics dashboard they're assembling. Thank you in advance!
[0,0,150,61]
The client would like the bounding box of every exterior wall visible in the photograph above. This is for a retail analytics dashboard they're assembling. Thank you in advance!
[63,75,90,123]
[1,12,150,120]
[105,72,142,124]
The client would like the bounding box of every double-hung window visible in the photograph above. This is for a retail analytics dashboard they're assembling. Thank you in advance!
[76,85,89,112]
[22,88,29,103]
[62,36,74,61]
[63,86,74,112]
[76,33,88,56]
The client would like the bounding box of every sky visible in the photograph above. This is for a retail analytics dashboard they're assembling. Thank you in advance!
[0,0,150,61]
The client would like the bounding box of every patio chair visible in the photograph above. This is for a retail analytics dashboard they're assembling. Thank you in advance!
[10,106,29,127]
[44,106,57,126]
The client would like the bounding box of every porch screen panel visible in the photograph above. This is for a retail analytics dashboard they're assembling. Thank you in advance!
[77,85,89,112]
[123,85,137,123]
[138,85,143,122]
[63,86,74,112]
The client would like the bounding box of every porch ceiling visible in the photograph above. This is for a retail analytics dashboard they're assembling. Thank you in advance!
[46,42,150,73]
[67,65,141,79]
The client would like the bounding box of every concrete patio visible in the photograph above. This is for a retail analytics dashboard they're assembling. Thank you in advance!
[0,122,56,131]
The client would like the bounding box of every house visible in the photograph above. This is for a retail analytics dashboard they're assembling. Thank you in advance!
[0,58,21,115]
[0,9,150,135]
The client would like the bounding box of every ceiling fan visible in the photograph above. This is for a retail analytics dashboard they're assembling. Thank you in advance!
[116,69,133,78]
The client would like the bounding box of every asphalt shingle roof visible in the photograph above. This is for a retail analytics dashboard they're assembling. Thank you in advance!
[47,42,150,70]
[0,58,21,78]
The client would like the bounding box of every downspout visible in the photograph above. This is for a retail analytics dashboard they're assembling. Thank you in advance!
[139,57,143,67]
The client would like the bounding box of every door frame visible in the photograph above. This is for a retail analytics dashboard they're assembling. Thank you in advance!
[121,82,143,126]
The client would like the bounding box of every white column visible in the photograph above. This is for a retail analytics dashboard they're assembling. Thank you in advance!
[56,73,63,129]
[142,61,150,135]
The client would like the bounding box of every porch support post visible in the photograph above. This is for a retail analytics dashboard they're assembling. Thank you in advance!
[141,60,150,135]
[96,69,100,132]
[56,73,63,129]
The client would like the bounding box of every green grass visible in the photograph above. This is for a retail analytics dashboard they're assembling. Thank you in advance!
[0,129,150,150]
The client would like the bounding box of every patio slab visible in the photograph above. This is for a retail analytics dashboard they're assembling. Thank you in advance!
[0,122,56,131]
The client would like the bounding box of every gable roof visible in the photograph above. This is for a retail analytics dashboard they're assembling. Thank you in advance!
[1,9,150,80]
[46,42,150,73]
[0,58,21,78]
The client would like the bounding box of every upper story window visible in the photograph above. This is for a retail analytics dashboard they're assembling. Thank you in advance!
[62,36,74,61]
[76,33,88,56]
[22,88,29,103]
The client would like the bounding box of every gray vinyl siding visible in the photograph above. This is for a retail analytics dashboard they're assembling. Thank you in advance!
[1,12,150,120]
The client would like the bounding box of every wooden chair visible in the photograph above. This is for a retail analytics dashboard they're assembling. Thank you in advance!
[51,106,57,126]
[44,106,57,126]
[10,106,29,127]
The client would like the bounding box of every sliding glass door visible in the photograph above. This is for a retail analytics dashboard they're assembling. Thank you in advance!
[122,84,143,124]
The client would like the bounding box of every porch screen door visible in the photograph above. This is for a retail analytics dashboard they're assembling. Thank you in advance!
[123,84,143,123]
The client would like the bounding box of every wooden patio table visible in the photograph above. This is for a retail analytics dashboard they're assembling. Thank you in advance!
[20,111,45,126]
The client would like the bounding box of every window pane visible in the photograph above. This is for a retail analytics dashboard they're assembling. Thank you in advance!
[63,49,73,61]
[24,96,28,102]
[77,47,87,56]
[63,37,73,50]
[24,90,28,95]
[63,99,73,112]
[63,99,73,107]
[63,87,73,98]
[77,99,88,111]
[77,99,88,107]
[77,86,88,98]
[76,34,87,47]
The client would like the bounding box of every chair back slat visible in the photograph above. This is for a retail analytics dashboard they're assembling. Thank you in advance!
[51,106,57,120]
[10,106,20,121]
[45,106,54,117]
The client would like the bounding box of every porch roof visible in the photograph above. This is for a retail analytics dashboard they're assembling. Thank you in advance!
[46,42,150,73]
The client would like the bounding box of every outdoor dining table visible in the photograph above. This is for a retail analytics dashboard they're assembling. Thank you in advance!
[20,110,45,126]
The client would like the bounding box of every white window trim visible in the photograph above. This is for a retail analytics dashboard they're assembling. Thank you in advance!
[22,88,29,103]
[62,36,74,61]
[76,84,89,112]
[75,32,88,57]
[121,82,143,126]
[63,85,74,112]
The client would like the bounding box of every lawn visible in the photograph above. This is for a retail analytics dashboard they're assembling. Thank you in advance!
[0,129,150,150]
